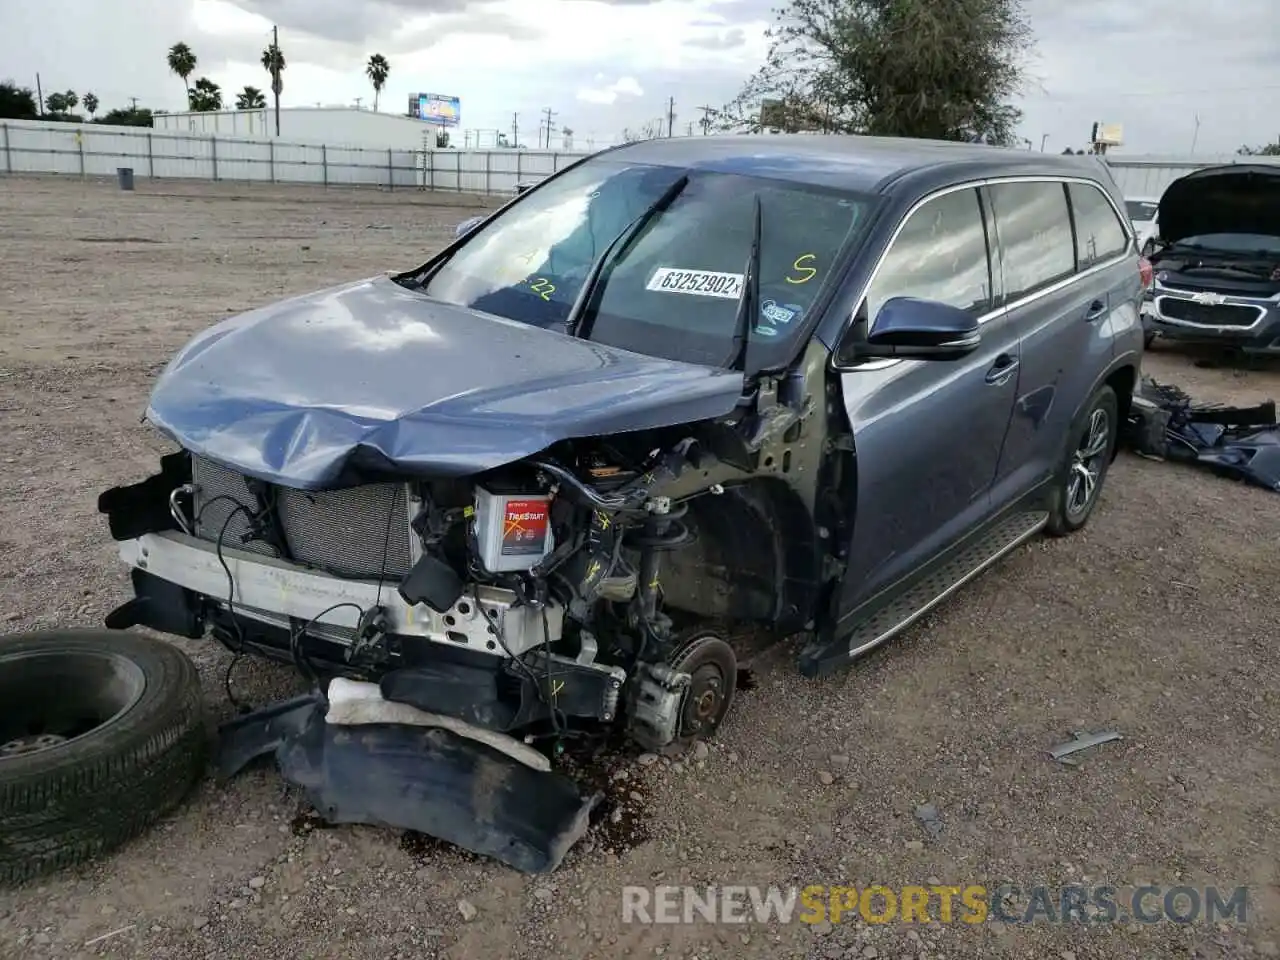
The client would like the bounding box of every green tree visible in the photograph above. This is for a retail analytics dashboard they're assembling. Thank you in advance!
[97,106,154,126]
[0,80,39,119]
[235,85,267,109]
[719,0,1033,146]
[62,90,79,111]
[82,92,99,118]
[262,41,286,120]
[168,42,198,106]
[45,91,68,113]
[365,53,390,112]
[1238,141,1280,157]
[188,77,223,112]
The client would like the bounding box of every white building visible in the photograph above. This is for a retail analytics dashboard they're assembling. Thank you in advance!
[152,106,446,150]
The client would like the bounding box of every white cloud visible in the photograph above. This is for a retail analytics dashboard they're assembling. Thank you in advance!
[0,0,1275,152]
[576,76,644,105]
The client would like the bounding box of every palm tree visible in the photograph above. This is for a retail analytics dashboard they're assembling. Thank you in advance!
[235,86,267,110]
[365,53,390,112]
[261,40,285,108]
[82,92,99,118]
[188,78,223,112]
[167,42,198,106]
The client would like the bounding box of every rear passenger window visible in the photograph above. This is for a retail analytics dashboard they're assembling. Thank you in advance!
[988,181,1075,302]
[1068,182,1129,267]
[865,188,992,320]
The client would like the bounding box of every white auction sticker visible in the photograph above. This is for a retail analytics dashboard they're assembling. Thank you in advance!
[645,267,744,300]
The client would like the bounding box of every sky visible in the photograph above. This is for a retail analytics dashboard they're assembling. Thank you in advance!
[1,0,1277,154]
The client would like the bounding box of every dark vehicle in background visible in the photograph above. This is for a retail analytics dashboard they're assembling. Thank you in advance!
[98,136,1147,760]
[1143,164,1280,352]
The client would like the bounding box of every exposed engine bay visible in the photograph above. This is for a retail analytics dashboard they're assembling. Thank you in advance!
[98,367,837,760]
[1149,246,1280,296]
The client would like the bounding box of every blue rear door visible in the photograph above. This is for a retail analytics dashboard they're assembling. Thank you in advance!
[986,178,1133,509]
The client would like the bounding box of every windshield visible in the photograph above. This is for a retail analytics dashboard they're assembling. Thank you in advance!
[421,158,874,368]
[1125,200,1159,222]
[1176,233,1280,255]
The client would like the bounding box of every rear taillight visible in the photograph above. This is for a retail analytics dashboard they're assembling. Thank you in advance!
[1138,256,1153,290]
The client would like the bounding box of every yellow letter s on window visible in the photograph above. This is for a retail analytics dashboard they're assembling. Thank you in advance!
[786,253,818,285]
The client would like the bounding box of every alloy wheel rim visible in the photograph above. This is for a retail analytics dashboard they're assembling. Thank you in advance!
[1066,408,1110,516]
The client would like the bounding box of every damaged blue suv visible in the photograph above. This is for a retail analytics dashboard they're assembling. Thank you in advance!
[97,136,1146,871]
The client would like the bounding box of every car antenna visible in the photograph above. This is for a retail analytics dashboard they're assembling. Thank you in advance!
[726,193,762,372]
[565,174,690,340]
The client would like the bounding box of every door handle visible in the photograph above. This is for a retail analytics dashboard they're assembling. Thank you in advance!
[985,354,1018,384]
[1084,299,1108,322]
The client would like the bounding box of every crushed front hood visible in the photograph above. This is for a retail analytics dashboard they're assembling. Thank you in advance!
[1158,164,1280,246]
[147,276,745,489]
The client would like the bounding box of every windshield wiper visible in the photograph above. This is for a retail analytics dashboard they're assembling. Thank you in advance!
[726,193,762,372]
[565,174,689,340]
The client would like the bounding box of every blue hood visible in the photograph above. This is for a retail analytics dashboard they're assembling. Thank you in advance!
[146,276,746,489]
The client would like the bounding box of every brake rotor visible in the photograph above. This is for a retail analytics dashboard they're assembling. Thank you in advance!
[669,631,738,740]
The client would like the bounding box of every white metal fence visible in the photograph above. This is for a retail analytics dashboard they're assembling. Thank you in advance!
[0,118,592,193]
[4,119,1279,198]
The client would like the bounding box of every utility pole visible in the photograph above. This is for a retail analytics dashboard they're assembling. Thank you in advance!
[697,104,715,134]
[129,97,139,110]
[1040,133,1049,152]
[35,73,43,115]
[271,24,281,137]
[667,96,675,137]
[1190,114,1201,154]
[511,112,519,148]
[686,121,694,137]
[541,107,556,149]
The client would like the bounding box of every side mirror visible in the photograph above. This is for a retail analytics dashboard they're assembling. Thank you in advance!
[862,297,981,360]
[454,215,485,240]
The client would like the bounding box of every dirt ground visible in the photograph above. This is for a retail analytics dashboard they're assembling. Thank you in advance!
[1,174,1279,960]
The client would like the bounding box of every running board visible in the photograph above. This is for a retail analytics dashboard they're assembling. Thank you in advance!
[798,509,1049,678]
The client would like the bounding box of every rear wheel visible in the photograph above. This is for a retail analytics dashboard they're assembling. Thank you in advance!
[1046,385,1119,537]
[0,630,208,885]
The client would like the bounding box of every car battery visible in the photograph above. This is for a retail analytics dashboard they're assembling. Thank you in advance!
[473,486,555,573]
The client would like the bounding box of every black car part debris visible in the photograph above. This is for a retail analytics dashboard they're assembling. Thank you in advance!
[216,679,600,874]
[1124,377,1280,492]
[0,630,208,885]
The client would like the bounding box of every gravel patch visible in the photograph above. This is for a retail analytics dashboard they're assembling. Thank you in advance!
[1,174,1278,960]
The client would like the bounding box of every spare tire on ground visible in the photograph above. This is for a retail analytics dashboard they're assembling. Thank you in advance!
[0,629,208,884]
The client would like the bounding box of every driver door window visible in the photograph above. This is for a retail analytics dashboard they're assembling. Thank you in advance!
[866,188,993,321]
[839,187,992,365]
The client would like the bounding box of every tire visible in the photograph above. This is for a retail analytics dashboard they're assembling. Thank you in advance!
[0,630,208,885]
[1046,385,1119,537]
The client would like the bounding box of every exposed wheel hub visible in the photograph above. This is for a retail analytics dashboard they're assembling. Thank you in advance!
[669,632,738,741]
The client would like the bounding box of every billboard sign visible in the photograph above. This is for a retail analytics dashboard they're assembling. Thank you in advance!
[409,93,461,127]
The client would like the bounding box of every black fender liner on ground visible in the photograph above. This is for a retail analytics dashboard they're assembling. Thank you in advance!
[0,630,208,885]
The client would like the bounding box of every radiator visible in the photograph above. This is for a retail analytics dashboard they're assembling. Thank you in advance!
[190,455,414,581]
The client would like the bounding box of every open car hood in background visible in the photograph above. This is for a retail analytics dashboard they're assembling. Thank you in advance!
[1157,164,1280,246]
[146,276,746,489]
